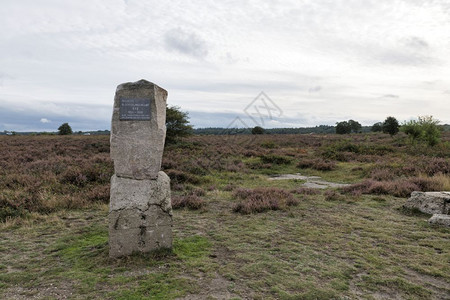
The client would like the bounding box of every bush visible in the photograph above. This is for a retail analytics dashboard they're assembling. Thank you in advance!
[340,177,443,197]
[166,169,201,184]
[172,195,205,210]
[324,190,345,201]
[252,126,265,135]
[297,158,336,171]
[260,141,277,149]
[232,188,298,214]
[402,116,441,146]
[290,187,320,195]
[260,154,292,165]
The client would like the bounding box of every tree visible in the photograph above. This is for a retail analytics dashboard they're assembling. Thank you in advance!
[401,120,422,142]
[335,121,351,134]
[166,105,193,143]
[371,122,383,132]
[348,119,362,133]
[251,126,265,135]
[402,115,441,146]
[382,116,399,136]
[58,123,73,135]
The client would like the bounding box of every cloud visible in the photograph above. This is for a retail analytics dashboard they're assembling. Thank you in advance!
[164,28,208,58]
[402,36,429,50]
[40,118,51,123]
[1,0,450,131]
[308,86,322,93]
[382,94,399,98]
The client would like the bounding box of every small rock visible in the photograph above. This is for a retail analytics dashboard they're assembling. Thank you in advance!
[403,191,450,215]
[428,214,450,227]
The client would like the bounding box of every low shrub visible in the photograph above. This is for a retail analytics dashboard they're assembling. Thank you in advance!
[261,141,277,149]
[85,185,110,203]
[321,141,394,161]
[166,169,201,184]
[60,168,88,187]
[340,177,443,198]
[297,158,336,171]
[232,188,298,214]
[260,154,292,165]
[223,184,236,191]
[369,168,396,181]
[190,188,206,197]
[324,190,345,201]
[290,187,320,195]
[172,195,205,210]
[420,157,450,176]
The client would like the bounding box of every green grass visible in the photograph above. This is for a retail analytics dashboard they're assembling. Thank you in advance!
[2,192,449,299]
[1,134,450,299]
[0,210,214,299]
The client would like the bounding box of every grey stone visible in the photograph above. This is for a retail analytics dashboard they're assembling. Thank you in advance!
[110,79,167,180]
[109,172,172,258]
[109,225,172,257]
[428,214,450,227]
[403,191,450,215]
[109,172,172,213]
[109,206,172,231]
[109,80,172,258]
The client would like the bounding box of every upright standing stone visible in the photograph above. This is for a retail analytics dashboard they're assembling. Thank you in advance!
[111,80,167,180]
[109,79,172,258]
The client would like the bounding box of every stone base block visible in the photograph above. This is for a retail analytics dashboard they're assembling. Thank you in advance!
[109,225,172,257]
[109,171,171,213]
[109,171,172,258]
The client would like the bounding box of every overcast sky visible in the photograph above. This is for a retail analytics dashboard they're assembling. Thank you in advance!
[1,0,449,131]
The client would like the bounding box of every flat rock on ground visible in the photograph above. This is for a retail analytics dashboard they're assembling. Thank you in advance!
[428,214,450,227]
[403,191,450,215]
[269,173,349,189]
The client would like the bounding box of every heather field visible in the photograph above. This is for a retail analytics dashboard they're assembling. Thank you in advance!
[1,133,449,299]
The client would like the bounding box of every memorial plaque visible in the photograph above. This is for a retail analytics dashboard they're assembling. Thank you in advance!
[119,98,151,120]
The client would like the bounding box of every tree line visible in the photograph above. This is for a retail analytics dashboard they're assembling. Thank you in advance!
[51,107,447,147]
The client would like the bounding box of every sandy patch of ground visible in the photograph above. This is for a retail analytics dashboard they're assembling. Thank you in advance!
[269,173,350,189]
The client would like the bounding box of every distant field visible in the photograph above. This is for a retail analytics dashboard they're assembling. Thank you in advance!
[0,133,449,299]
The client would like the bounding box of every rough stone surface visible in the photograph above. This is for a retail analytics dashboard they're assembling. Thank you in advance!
[109,80,172,258]
[109,171,172,258]
[110,79,167,180]
[110,172,172,213]
[109,226,172,257]
[428,214,450,227]
[403,191,450,215]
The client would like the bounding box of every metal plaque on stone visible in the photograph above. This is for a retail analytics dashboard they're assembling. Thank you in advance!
[119,98,151,120]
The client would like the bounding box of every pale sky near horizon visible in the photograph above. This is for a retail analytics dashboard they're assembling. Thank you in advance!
[1,0,449,131]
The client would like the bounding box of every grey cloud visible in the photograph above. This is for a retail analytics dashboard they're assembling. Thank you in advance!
[382,94,399,98]
[402,36,429,50]
[0,72,13,86]
[377,51,432,66]
[376,36,433,66]
[308,86,322,93]
[164,28,208,58]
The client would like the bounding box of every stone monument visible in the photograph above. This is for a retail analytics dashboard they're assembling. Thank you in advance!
[109,79,172,258]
